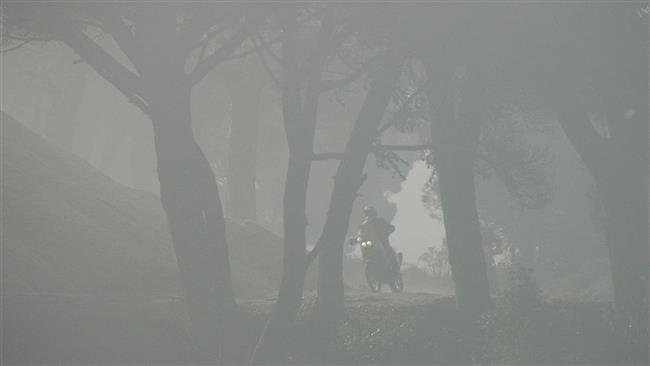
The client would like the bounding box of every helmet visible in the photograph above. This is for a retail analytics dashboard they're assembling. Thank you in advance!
[363,206,377,218]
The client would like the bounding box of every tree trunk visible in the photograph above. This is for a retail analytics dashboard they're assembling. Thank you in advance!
[316,53,403,321]
[250,17,322,363]
[250,153,311,364]
[250,121,318,364]
[553,93,649,365]
[426,64,492,319]
[601,178,649,364]
[148,84,241,364]
[227,81,261,223]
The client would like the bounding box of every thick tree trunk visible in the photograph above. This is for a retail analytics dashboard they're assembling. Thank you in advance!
[148,85,241,364]
[553,94,649,365]
[426,65,492,319]
[601,179,649,364]
[250,17,322,363]
[227,81,261,223]
[250,153,311,364]
[250,124,317,364]
[316,53,403,321]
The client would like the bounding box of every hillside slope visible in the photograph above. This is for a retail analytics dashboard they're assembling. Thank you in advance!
[1,111,283,299]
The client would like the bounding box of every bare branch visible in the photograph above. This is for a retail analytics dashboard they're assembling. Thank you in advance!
[387,158,407,180]
[1,34,54,53]
[1,39,32,53]
[373,148,410,180]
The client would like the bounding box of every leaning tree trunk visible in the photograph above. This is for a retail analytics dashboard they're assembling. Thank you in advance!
[227,80,261,223]
[148,83,241,364]
[426,64,492,319]
[546,11,649,363]
[316,53,403,321]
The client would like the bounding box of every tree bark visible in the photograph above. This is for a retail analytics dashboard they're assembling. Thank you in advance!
[426,63,492,319]
[250,16,323,363]
[316,53,403,321]
[553,92,649,365]
[227,79,261,223]
[148,83,241,364]
[24,5,245,362]
[250,153,311,364]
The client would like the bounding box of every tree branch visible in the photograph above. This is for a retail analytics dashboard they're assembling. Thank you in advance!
[312,152,345,161]
[312,146,429,162]
[1,34,54,53]
[57,25,148,114]
[221,33,283,63]
[387,158,407,180]
[178,4,249,51]
[254,31,282,63]
[319,61,369,92]
[252,33,281,88]
[192,24,229,52]
[378,78,432,134]
[92,9,143,73]
[374,144,431,152]
[187,29,250,86]
[1,39,32,53]
[554,100,611,181]
[305,244,322,266]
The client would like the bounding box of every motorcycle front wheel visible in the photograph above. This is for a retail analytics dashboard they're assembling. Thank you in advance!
[389,275,404,293]
[365,265,381,292]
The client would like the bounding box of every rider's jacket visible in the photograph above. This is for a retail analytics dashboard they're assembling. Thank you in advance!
[357,217,395,248]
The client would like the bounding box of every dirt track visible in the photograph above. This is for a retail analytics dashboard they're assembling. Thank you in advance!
[2,289,449,365]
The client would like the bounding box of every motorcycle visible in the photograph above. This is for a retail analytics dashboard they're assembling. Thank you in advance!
[350,235,404,293]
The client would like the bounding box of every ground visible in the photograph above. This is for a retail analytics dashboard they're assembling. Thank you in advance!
[2,290,447,364]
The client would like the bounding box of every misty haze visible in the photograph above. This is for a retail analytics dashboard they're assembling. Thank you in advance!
[1,2,648,365]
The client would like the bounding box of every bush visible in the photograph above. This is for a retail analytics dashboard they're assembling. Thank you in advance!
[479,267,620,365]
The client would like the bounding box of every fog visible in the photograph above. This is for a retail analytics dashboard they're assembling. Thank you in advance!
[1,2,648,365]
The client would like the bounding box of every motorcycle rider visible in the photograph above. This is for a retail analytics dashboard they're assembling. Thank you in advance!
[354,206,401,273]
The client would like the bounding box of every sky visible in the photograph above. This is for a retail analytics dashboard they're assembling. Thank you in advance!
[388,161,444,264]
